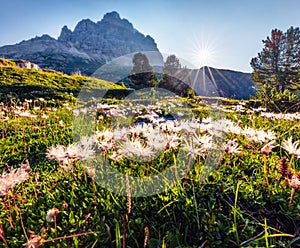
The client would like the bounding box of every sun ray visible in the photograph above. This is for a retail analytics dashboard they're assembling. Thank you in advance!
[187,31,220,69]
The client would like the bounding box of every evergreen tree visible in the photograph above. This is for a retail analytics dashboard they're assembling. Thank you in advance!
[128,53,158,89]
[163,54,181,75]
[159,54,193,97]
[251,27,300,111]
[280,27,300,92]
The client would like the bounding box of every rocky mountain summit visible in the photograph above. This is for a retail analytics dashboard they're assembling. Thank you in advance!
[0,11,158,75]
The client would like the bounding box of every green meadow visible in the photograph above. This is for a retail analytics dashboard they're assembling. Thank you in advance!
[0,60,300,247]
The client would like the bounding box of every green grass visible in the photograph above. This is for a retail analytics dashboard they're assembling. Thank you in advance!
[0,99,299,247]
[0,58,127,104]
[0,60,300,247]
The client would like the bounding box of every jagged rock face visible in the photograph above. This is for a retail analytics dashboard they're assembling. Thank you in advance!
[14,59,40,70]
[0,11,159,75]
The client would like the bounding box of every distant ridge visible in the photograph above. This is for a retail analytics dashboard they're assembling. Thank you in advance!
[175,66,254,99]
[0,11,159,75]
[93,56,255,99]
[195,66,254,99]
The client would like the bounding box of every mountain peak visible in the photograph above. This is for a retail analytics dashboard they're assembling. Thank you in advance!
[73,19,97,33]
[0,11,159,75]
[58,25,72,42]
[38,34,55,40]
[102,11,121,21]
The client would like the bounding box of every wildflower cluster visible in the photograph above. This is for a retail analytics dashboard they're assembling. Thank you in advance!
[46,136,97,171]
[0,162,30,197]
[0,96,300,247]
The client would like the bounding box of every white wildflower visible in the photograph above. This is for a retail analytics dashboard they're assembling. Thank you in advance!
[261,140,277,156]
[65,144,79,159]
[179,121,196,133]
[118,138,158,161]
[224,139,242,154]
[165,134,181,150]
[242,127,276,143]
[182,138,206,158]
[282,136,300,157]
[80,135,98,148]
[77,144,96,161]
[288,174,300,189]
[202,117,212,124]
[96,130,114,141]
[46,145,67,161]
[85,166,96,179]
[22,234,45,248]
[0,166,30,197]
[18,111,31,118]
[113,127,128,141]
[194,134,214,150]
[145,129,166,151]
[96,130,115,151]
[46,207,59,222]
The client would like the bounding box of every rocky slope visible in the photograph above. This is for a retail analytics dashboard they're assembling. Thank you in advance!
[0,11,158,75]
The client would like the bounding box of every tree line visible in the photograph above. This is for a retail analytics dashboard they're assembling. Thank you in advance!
[129,26,300,113]
[251,27,300,112]
[128,53,194,97]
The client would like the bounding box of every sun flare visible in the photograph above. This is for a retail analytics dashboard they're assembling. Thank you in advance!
[194,44,216,68]
[188,32,219,69]
[198,49,212,64]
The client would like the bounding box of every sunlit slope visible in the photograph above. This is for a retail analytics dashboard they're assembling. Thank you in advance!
[0,58,127,100]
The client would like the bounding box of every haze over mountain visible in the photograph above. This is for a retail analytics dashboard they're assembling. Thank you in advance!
[93,52,254,99]
[0,11,255,99]
[0,11,158,75]
[169,66,254,99]
[194,67,254,99]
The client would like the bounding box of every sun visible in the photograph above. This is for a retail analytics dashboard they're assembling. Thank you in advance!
[193,43,216,68]
[198,49,212,64]
[188,32,219,69]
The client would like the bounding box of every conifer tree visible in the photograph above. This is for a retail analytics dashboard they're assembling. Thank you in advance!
[159,54,192,97]
[128,53,158,89]
[251,27,300,111]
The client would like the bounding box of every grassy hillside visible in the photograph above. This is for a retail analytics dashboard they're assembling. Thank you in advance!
[0,58,128,102]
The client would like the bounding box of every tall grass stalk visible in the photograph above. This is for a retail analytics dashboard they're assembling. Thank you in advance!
[264,218,269,248]
[115,221,121,248]
[192,185,200,230]
[262,154,269,186]
[233,180,242,246]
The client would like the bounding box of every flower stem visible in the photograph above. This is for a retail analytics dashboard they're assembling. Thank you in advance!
[263,155,269,186]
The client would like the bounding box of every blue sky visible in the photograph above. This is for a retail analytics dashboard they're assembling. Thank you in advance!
[1,0,300,72]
